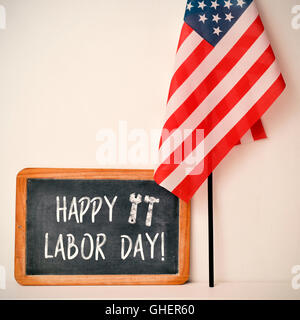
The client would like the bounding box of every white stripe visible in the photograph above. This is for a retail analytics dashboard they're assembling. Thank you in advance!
[240,130,254,144]
[174,31,203,72]
[159,31,269,163]
[166,2,258,121]
[160,61,280,191]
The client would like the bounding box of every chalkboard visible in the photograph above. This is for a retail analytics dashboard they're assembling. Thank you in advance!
[15,169,190,286]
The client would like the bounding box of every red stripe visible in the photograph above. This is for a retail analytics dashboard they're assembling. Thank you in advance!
[251,119,267,140]
[155,45,275,184]
[168,40,213,101]
[168,74,286,202]
[177,23,194,52]
[161,16,264,145]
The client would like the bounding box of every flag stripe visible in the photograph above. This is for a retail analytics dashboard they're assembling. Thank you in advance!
[169,75,286,201]
[236,119,267,144]
[158,61,282,191]
[251,119,267,140]
[162,15,264,144]
[174,31,203,72]
[155,45,275,183]
[177,22,194,52]
[166,2,258,121]
[159,28,269,163]
[168,40,213,101]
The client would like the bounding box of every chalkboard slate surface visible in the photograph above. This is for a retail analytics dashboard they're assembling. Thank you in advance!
[15,169,190,286]
[26,179,179,275]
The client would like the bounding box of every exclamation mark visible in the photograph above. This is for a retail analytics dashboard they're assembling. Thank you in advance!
[161,232,165,261]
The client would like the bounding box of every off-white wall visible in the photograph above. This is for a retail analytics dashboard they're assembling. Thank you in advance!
[0,0,299,299]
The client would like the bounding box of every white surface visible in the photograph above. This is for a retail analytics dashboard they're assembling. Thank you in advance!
[1,280,300,300]
[0,0,300,300]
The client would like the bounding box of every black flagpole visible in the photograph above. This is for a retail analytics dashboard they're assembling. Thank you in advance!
[208,173,214,287]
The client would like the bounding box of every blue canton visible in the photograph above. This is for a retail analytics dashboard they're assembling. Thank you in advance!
[184,0,253,46]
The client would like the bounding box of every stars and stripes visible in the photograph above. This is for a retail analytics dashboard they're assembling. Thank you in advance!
[185,0,252,45]
[154,0,285,201]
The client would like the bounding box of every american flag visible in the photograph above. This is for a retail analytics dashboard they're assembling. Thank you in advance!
[154,0,286,202]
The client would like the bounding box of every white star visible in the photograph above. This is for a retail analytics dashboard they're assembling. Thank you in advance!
[210,0,219,10]
[212,13,221,23]
[224,0,233,9]
[199,14,208,23]
[225,12,234,22]
[213,27,222,36]
[198,1,206,10]
[237,0,246,8]
[186,2,194,11]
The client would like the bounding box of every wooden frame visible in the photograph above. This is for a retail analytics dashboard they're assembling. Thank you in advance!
[15,168,191,286]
